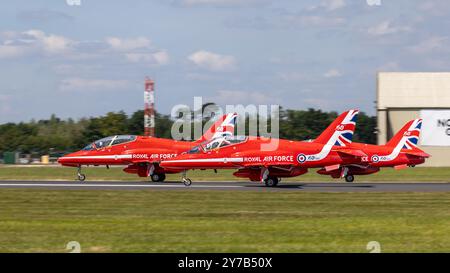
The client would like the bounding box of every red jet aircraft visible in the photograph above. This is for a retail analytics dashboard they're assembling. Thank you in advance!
[58,113,237,185]
[160,110,365,186]
[317,118,430,181]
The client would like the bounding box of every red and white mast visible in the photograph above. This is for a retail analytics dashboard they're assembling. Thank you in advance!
[144,77,155,137]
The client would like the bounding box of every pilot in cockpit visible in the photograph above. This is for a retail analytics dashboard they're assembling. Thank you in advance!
[204,136,231,151]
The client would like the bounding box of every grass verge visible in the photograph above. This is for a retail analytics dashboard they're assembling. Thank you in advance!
[0,189,448,252]
[0,165,449,182]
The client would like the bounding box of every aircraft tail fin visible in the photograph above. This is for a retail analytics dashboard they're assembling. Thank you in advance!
[195,113,237,143]
[313,109,359,147]
[385,119,423,151]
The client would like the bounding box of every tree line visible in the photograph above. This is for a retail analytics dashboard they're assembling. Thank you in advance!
[0,107,376,156]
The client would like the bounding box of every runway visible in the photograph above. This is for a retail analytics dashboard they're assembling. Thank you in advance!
[0,180,449,192]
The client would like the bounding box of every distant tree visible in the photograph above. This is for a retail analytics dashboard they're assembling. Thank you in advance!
[279,108,337,140]
[0,107,378,156]
[353,112,377,144]
[127,110,144,135]
[155,112,174,139]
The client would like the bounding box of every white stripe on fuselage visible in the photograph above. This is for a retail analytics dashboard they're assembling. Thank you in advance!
[164,157,244,164]
[380,141,405,161]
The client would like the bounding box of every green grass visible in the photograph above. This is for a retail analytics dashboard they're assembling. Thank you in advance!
[0,189,448,253]
[0,165,449,182]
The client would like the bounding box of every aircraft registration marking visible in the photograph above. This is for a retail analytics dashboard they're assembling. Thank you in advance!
[132,153,178,160]
[244,156,294,163]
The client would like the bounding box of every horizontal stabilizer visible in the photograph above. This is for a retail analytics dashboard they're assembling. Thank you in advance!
[404,151,431,158]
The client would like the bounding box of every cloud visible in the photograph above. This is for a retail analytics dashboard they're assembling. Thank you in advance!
[59,78,130,92]
[211,90,280,105]
[0,30,170,66]
[185,72,221,81]
[323,69,342,78]
[106,37,152,51]
[125,51,170,65]
[188,50,237,71]
[377,61,400,71]
[324,0,346,11]
[286,15,345,27]
[226,12,345,30]
[409,36,449,54]
[0,45,29,58]
[53,64,106,76]
[367,21,411,36]
[303,98,332,109]
[24,30,73,54]
[176,0,269,7]
[278,72,308,82]
[418,0,450,16]
[0,95,13,115]
[106,37,169,65]
[308,0,346,12]
[16,9,74,23]
[0,29,73,58]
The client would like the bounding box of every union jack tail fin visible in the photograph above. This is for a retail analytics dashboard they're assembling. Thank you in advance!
[195,113,237,143]
[313,109,359,147]
[386,119,423,151]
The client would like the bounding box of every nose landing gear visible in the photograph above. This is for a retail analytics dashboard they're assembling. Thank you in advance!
[183,178,192,186]
[181,171,192,186]
[77,166,86,182]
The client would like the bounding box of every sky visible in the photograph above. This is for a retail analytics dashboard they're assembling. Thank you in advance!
[1,0,450,123]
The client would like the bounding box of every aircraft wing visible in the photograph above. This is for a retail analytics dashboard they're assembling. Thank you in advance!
[333,149,367,157]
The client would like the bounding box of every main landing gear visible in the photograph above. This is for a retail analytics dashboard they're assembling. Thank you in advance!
[150,173,166,182]
[344,174,355,183]
[77,166,86,182]
[340,167,355,183]
[181,171,192,186]
[264,176,279,187]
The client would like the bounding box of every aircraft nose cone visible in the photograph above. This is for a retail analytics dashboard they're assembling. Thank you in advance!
[57,151,82,166]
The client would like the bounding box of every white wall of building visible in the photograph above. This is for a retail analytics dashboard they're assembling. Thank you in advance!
[377,72,450,167]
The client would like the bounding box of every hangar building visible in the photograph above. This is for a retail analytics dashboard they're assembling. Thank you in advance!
[377,72,450,167]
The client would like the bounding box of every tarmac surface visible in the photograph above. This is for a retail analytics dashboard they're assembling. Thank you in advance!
[0,180,449,192]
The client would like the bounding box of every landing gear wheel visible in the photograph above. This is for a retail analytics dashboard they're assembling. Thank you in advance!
[158,173,166,182]
[76,166,86,182]
[150,174,161,182]
[264,176,279,187]
[183,178,192,186]
[77,173,86,182]
[345,174,354,183]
